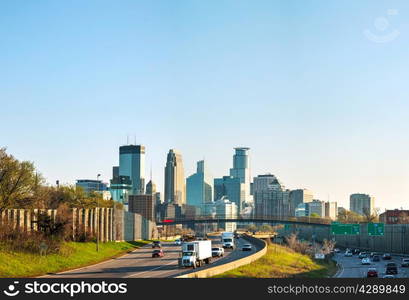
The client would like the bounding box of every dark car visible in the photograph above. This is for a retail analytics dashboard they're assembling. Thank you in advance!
[367,268,378,278]
[242,244,252,251]
[352,249,360,255]
[382,253,392,260]
[152,241,162,248]
[372,255,380,262]
[152,249,164,258]
[358,252,368,259]
[385,263,398,275]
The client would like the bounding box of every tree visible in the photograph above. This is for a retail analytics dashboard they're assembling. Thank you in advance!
[310,213,320,218]
[362,207,380,223]
[259,224,274,233]
[337,209,363,223]
[0,148,42,210]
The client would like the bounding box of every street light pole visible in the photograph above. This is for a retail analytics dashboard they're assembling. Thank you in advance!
[96,174,101,252]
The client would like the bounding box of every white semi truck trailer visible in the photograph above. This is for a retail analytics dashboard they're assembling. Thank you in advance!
[181,240,212,268]
[221,232,235,249]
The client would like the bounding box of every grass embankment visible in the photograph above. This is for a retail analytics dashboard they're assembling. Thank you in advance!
[0,240,150,278]
[214,243,337,278]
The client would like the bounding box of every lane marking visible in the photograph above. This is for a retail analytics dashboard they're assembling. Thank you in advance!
[125,260,177,278]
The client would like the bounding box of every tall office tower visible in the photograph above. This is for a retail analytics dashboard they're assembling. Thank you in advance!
[253,174,290,218]
[186,160,213,208]
[229,147,252,204]
[350,193,375,216]
[214,176,245,212]
[325,201,338,220]
[164,149,185,205]
[289,189,313,216]
[119,145,145,195]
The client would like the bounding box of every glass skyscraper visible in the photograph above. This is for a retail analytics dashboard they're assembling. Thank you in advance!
[229,147,253,205]
[119,145,145,195]
[186,160,213,208]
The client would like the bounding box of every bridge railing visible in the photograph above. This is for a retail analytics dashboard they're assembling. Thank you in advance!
[158,215,332,225]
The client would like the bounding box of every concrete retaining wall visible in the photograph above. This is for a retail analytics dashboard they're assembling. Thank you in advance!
[0,207,158,242]
[176,235,267,278]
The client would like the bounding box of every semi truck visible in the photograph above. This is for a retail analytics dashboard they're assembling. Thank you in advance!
[221,232,235,249]
[181,240,212,268]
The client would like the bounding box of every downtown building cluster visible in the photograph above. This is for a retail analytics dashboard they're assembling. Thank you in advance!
[76,144,385,225]
[91,145,342,223]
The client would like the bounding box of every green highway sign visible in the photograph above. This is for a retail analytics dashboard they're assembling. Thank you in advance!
[367,223,385,236]
[331,223,360,235]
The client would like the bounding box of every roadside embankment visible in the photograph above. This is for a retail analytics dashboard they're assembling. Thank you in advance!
[214,242,337,278]
[0,240,149,278]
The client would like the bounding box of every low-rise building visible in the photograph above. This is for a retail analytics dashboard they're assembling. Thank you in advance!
[379,209,409,224]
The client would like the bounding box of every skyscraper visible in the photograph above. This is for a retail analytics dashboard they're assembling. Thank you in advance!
[186,160,213,208]
[253,174,290,218]
[164,149,185,205]
[229,147,252,205]
[350,193,375,216]
[119,145,145,195]
[146,179,156,195]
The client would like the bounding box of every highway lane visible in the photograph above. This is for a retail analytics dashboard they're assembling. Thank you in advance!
[43,235,260,278]
[334,252,409,278]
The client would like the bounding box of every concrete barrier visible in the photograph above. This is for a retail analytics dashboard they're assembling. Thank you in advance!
[175,235,267,278]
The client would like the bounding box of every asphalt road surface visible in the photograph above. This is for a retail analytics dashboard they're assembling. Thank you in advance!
[43,235,260,278]
[334,252,409,278]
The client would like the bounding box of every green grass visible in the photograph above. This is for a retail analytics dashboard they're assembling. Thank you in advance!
[0,240,150,278]
[214,243,337,278]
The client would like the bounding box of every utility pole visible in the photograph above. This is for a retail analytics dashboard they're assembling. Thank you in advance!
[96,174,101,252]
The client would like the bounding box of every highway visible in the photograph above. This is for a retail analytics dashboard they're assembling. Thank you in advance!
[43,235,260,278]
[334,252,409,278]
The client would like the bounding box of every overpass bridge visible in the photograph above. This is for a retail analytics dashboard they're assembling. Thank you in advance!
[157,216,331,227]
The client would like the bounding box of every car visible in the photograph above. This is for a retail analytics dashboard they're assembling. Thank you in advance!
[372,255,380,262]
[367,268,378,278]
[401,258,409,267]
[361,258,371,265]
[369,252,376,258]
[174,239,182,246]
[382,253,392,260]
[211,247,224,257]
[383,275,395,278]
[352,249,360,255]
[333,248,340,253]
[152,249,164,258]
[358,252,368,259]
[385,263,398,275]
[242,244,252,251]
[152,241,162,248]
[344,251,353,257]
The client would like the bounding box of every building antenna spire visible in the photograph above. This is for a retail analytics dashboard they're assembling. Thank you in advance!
[150,162,153,181]
[127,134,129,145]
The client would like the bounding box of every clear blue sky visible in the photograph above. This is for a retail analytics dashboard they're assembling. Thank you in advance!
[1,0,408,210]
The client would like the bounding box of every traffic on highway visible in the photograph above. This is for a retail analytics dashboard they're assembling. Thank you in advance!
[334,248,409,278]
[43,232,260,278]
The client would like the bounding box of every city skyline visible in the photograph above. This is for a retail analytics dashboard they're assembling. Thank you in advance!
[1,1,409,211]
